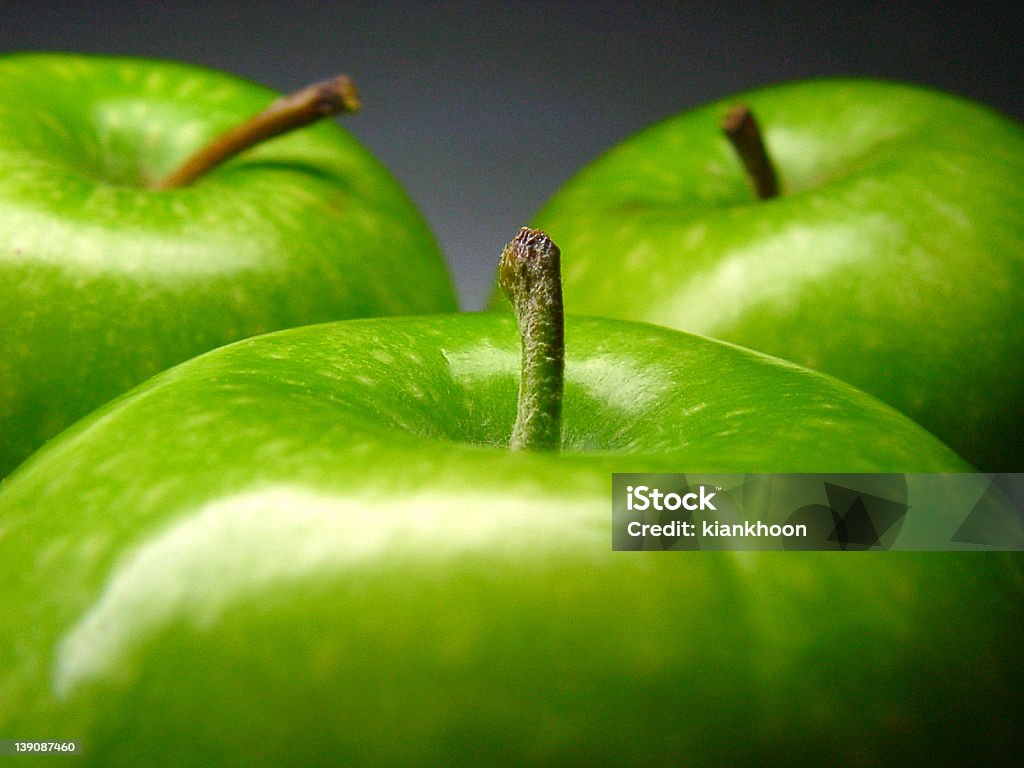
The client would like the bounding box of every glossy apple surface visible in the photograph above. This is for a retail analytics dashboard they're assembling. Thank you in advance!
[0,313,1019,767]
[0,53,457,477]
[495,79,1024,471]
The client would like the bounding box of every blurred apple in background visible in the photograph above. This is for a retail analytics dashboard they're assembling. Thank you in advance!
[497,79,1024,471]
[0,52,457,477]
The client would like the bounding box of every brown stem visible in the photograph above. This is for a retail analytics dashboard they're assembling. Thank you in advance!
[153,75,361,190]
[721,104,779,200]
[498,227,565,452]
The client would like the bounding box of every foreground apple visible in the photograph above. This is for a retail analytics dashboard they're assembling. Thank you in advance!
[494,79,1024,471]
[0,231,1019,766]
[0,53,457,477]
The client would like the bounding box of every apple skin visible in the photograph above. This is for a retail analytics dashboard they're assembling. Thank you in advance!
[0,53,457,478]
[491,79,1024,471]
[0,313,1020,767]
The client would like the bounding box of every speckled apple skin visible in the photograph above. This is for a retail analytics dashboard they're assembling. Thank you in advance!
[1,314,1019,767]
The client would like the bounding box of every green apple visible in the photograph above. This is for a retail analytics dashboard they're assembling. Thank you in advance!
[493,79,1024,471]
[0,52,457,477]
[1,309,1020,765]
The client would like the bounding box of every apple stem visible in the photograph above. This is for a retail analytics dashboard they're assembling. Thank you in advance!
[721,104,780,200]
[152,75,361,190]
[498,227,565,452]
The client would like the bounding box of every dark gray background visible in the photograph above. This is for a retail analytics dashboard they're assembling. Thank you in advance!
[4,1,1021,309]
